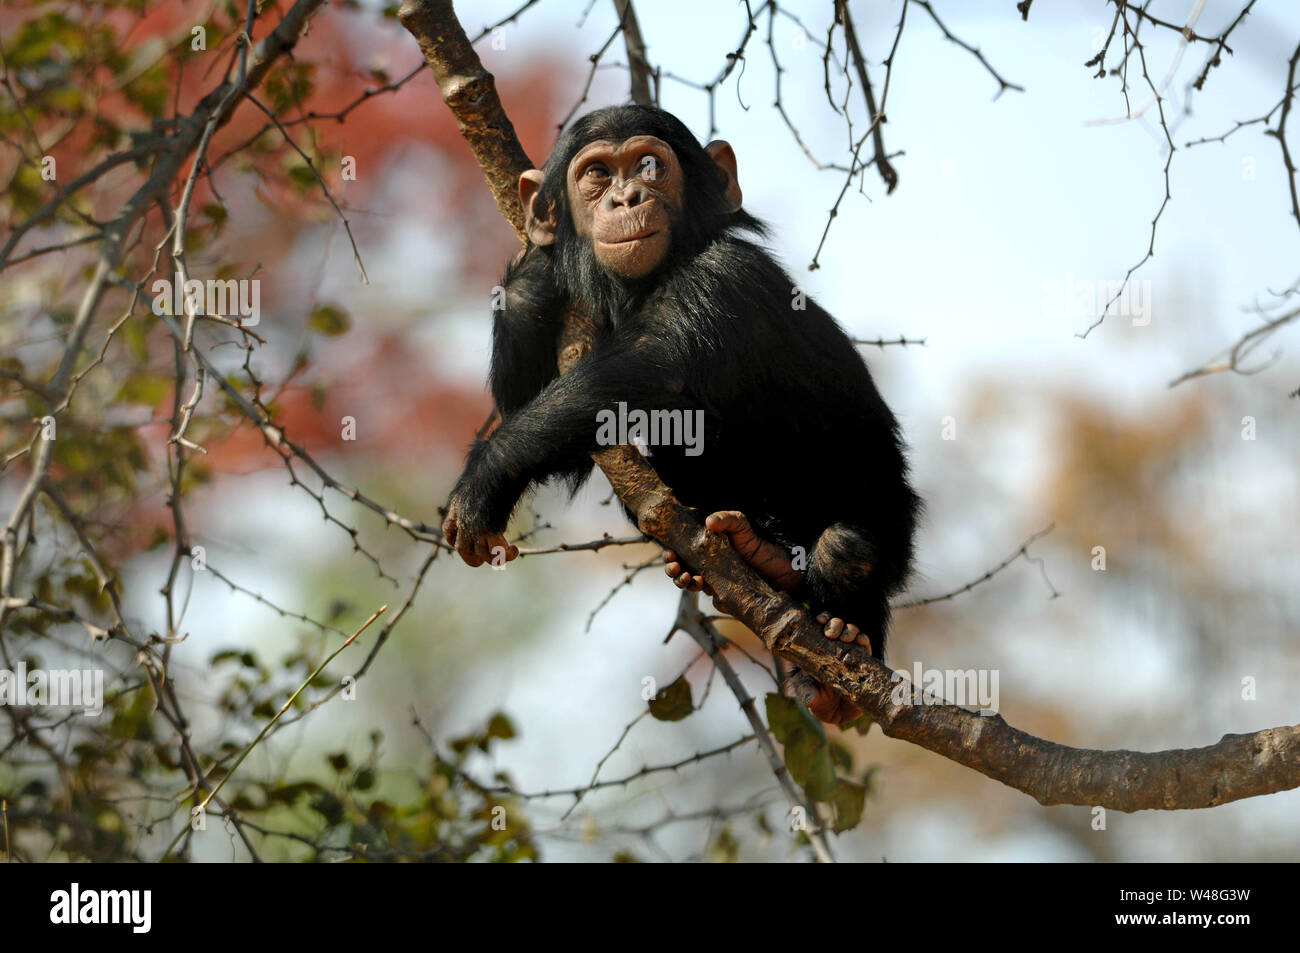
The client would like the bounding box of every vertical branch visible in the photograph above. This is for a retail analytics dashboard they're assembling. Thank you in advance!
[839,0,900,194]
[173,0,258,353]
[397,0,535,239]
[614,0,655,106]
[674,591,836,863]
[1265,41,1300,238]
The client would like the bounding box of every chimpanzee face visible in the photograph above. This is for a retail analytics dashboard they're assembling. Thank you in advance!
[519,120,743,285]
[563,135,682,279]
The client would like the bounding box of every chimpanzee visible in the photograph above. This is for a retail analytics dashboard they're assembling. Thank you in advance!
[441,105,920,724]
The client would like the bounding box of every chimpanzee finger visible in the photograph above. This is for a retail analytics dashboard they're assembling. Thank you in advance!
[485,534,518,565]
[475,535,500,566]
[457,538,484,567]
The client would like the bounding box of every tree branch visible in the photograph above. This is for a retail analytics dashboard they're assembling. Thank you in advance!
[614,0,655,106]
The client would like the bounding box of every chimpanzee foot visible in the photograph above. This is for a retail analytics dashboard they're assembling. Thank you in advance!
[662,510,804,594]
[662,511,868,726]
[815,611,873,650]
[782,663,865,726]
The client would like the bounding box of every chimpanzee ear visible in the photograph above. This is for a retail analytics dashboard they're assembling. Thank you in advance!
[519,170,556,247]
[704,140,743,213]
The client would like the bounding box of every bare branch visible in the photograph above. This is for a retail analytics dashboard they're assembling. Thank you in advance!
[912,0,1024,97]
[1169,302,1300,388]
[673,591,835,863]
[614,0,655,105]
[898,524,1057,608]
[840,0,901,194]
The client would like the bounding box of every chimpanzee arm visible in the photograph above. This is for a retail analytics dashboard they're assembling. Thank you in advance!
[489,248,568,418]
[449,330,691,537]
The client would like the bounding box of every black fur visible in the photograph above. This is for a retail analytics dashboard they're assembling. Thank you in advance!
[451,105,920,659]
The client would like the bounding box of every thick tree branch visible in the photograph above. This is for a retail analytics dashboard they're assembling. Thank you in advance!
[396,0,1300,813]
[397,0,533,238]
[613,0,654,106]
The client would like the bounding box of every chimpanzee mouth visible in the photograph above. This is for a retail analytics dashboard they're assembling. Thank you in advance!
[600,230,661,245]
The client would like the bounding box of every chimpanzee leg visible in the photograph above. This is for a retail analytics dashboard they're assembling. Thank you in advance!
[660,513,886,725]
[802,522,890,660]
[780,523,891,725]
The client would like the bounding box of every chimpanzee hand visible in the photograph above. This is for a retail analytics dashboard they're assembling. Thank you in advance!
[441,495,519,568]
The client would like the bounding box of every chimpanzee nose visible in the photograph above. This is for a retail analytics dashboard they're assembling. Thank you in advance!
[612,181,644,207]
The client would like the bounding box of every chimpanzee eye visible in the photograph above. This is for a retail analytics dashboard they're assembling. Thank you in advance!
[584,163,609,180]
[639,155,660,180]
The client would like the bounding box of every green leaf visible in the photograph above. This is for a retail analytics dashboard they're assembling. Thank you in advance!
[843,713,875,735]
[114,371,170,407]
[311,791,344,825]
[122,63,170,117]
[830,780,867,833]
[287,160,317,190]
[201,202,228,229]
[830,740,853,772]
[765,692,827,746]
[797,743,838,801]
[708,826,740,863]
[121,319,150,362]
[308,304,351,336]
[486,713,516,740]
[648,675,693,721]
[765,692,835,800]
[265,61,315,113]
[6,13,81,68]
